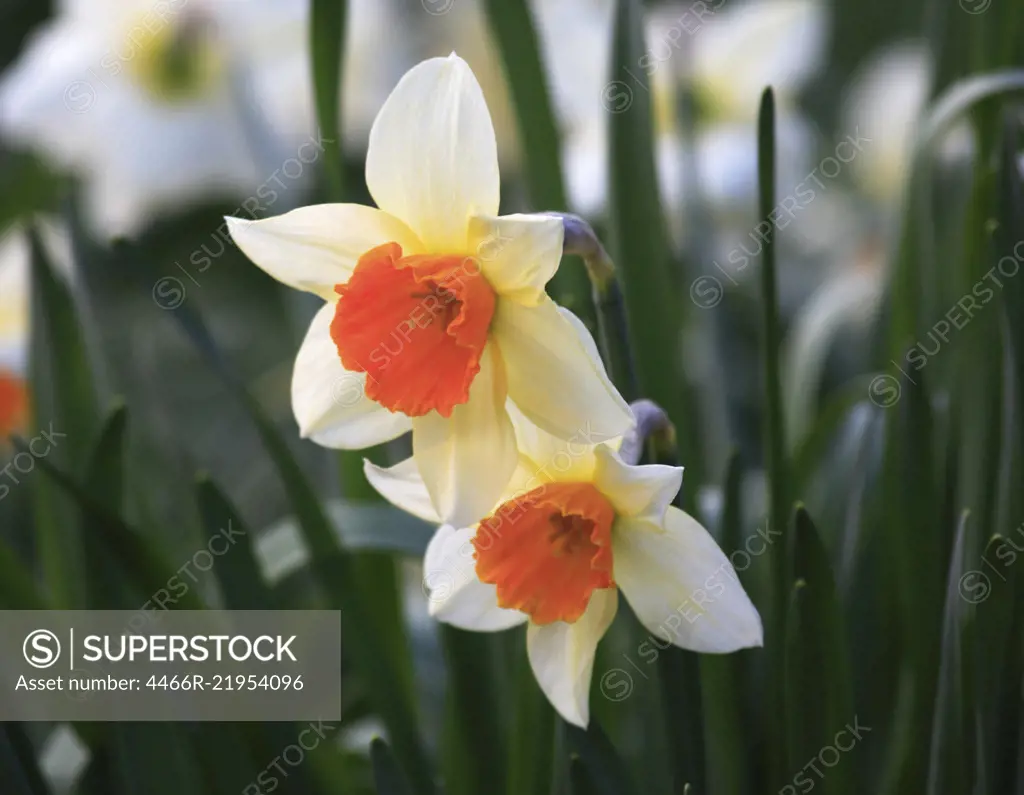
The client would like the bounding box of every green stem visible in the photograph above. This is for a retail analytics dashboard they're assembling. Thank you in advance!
[757,87,791,788]
[553,213,640,400]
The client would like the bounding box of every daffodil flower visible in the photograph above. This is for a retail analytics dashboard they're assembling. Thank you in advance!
[370,406,762,727]
[227,55,633,528]
[0,0,313,236]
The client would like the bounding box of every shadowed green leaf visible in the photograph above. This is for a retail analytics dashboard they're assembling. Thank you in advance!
[607,0,699,496]
[0,724,51,795]
[371,737,414,795]
[440,626,507,795]
[564,721,635,795]
[196,475,277,610]
[310,0,346,200]
[784,506,856,795]
[28,224,98,609]
[11,435,205,610]
[927,511,976,795]
[111,725,204,795]
[700,451,752,795]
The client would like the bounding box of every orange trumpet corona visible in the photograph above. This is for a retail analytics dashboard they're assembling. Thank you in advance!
[330,242,496,418]
[473,482,616,625]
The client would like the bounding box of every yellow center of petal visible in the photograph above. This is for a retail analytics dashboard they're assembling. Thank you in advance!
[124,10,224,102]
[473,482,616,625]
[330,243,496,418]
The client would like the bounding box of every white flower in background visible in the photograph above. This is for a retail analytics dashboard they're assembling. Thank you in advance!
[369,406,762,727]
[687,0,825,122]
[0,0,314,238]
[227,56,633,529]
[341,0,417,155]
[663,0,826,215]
[532,0,825,221]
[840,42,933,203]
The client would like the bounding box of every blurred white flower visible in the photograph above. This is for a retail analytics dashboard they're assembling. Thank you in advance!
[341,0,417,155]
[532,0,678,217]
[532,0,826,222]
[686,0,825,122]
[0,0,315,238]
[840,42,932,202]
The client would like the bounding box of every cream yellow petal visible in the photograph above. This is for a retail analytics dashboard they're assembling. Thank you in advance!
[291,303,412,448]
[227,205,422,300]
[614,508,763,653]
[592,445,682,522]
[366,54,499,251]
[504,402,600,485]
[411,344,517,527]
[467,213,563,306]
[423,524,527,631]
[493,296,633,442]
[526,588,618,728]
[363,456,440,524]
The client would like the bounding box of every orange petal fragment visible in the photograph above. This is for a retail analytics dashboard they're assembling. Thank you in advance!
[0,370,27,440]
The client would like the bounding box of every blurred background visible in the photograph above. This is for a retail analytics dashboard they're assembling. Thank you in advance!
[0,0,1021,793]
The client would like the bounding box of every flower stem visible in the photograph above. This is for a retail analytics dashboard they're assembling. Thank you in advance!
[551,212,640,401]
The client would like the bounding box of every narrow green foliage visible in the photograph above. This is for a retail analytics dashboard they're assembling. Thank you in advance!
[371,738,415,795]
[700,452,753,795]
[505,635,556,795]
[310,0,346,200]
[927,511,976,795]
[607,0,699,497]
[1,724,50,795]
[563,722,635,795]
[28,225,97,609]
[196,476,277,610]
[439,626,507,795]
[784,507,856,795]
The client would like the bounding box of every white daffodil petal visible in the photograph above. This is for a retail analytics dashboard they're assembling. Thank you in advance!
[505,402,598,485]
[366,54,499,251]
[467,213,564,306]
[292,303,412,448]
[363,456,440,524]
[494,296,633,442]
[527,589,618,728]
[614,508,763,653]
[412,344,517,527]
[423,524,527,631]
[226,205,422,300]
[593,445,682,522]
